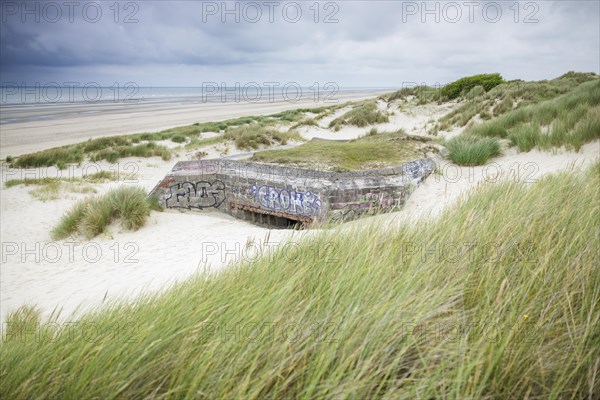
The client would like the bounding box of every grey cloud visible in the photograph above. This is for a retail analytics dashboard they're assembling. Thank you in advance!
[0,1,597,86]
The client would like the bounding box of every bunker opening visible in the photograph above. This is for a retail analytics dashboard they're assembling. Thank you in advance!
[232,203,310,229]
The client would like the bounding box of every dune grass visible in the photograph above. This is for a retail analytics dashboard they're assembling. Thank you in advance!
[290,118,318,129]
[50,186,160,240]
[445,135,502,166]
[11,140,172,169]
[11,147,85,169]
[221,125,304,150]
[2,164,598,399]
[436,72,598,131]
[470,79,599,152]
[251,130,434,171]
[445,78,600,165]
[171,135,186,143]
[329,101,389,128]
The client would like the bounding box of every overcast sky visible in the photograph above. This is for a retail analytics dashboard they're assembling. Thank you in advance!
[1,0,598,87]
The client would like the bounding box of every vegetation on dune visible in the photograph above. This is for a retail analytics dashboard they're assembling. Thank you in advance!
[2,164,599,399]
[50,186,161,240]
[171,134,186,143]
[384,74,503,106]
[441,73,505,100]
[252,129,435,171]
[9,106,342,169]
[445,78,600,165]
[435,71,599,132]
[270,105,348,123]
[9,72,598,170]
[89,142,172,163]
[445,135,502,166]
[11,147,85,169]
[11,139,172,169]
[221,125,304,150]
[385,85,446,104]
[329,101,389,128]
[290,118,318,129]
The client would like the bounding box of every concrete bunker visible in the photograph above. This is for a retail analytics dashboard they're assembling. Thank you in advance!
[149,159,435,227]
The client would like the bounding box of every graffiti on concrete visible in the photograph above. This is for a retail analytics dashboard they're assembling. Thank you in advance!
[251,185,322,216]
[165,180,226,209]
[361,192,396,209]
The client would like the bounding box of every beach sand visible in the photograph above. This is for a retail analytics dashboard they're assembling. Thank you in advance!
[0,90,385,158]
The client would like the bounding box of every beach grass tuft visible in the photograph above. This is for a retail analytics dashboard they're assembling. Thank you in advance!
[51,186,156,240]
[445,135,501,166]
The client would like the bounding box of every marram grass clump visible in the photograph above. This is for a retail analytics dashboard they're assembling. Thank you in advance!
[2,164,598,399]
[445,135,501,166]
[51,186,161,240]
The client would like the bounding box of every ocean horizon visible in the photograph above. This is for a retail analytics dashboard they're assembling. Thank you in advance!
[0,85,396,106]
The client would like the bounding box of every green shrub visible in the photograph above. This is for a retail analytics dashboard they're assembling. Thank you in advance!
[441,73,504,100]
[171,135,186,143]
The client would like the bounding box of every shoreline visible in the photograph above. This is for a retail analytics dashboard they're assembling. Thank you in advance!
[0,89,387,158]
